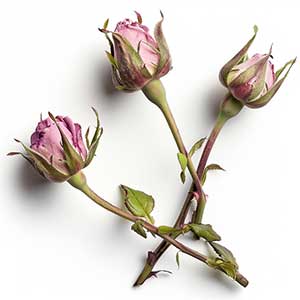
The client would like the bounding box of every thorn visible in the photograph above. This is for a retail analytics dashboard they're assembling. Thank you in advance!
[192,191,200,200]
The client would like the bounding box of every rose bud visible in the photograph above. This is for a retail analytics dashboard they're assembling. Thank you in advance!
[219,26,296,108]
[99,11,171,91]
[8,109,102,182]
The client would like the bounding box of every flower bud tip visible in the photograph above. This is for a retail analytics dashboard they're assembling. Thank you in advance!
[134,11,142,24]
[48,111,55,120]
[103,18,109,30]
[7,152,19,156]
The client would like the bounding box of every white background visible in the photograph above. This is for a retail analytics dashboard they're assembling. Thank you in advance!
[1,0,299,299]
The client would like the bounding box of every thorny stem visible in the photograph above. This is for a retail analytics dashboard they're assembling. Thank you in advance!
[68,171,248,287]
[134,96,244,286]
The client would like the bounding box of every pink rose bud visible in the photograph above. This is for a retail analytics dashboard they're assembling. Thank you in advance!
[99,11,171,91]
[219,26,296,108]
[8,109,102,182]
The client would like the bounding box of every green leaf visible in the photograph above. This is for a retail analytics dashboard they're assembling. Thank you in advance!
[218,261,237,279]
[120,185,155,224]
[180,171,186,184]
[177,152,187,183]
[189,224,221,242]
[189,138,206,157]
[176,251,181,269]
[207,257,237,279]
[201,163,225,185]
[157,225,181,235]
[210,242,238,267]
[131,220,147,239]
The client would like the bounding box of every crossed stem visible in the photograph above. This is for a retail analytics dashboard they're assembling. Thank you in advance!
[68,171,248,287]
[134,97,244,286]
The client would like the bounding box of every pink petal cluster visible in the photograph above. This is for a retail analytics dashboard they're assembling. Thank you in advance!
[114,18,160,74]
[229,54,275,101]
[30,116,87,173]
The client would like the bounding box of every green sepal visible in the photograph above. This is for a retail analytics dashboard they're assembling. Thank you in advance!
[103,18,109,30]
[189,137,206,157]
[13,139,69,182]
[219,25,258,86]
[111,32,152,89]
[48,112,84,173]
[105,51,118,69]
[99,19,114,56]
[134,11,143,24]
[131,220,147,239]
[85,108,103,167]
[246,58,296,108]
[177,152,187,183]
[188,224,221,242]
[85,127,90,149]
[120,185,155,224]
[7,151,33,166]
[201,163,225,185]
[154,11,171,77]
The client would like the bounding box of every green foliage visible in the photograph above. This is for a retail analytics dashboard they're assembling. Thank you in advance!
[157,225,181,235]
[131,220,147,239]
[177,152,187,183]
[189,138,206,157]
[201,163,225,185]
[210,242,237,267]
[120,185,155,224]
[207,242,239,279]
[189,224,221,242]
[207,257,237,279]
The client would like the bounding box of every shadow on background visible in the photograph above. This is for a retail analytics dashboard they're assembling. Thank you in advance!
[200,84,227,125]
[15,159,58,208]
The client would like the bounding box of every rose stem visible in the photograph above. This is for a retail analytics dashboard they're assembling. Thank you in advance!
[67,171,248,287]
[142,79,203,196]
[134,96,244,286]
